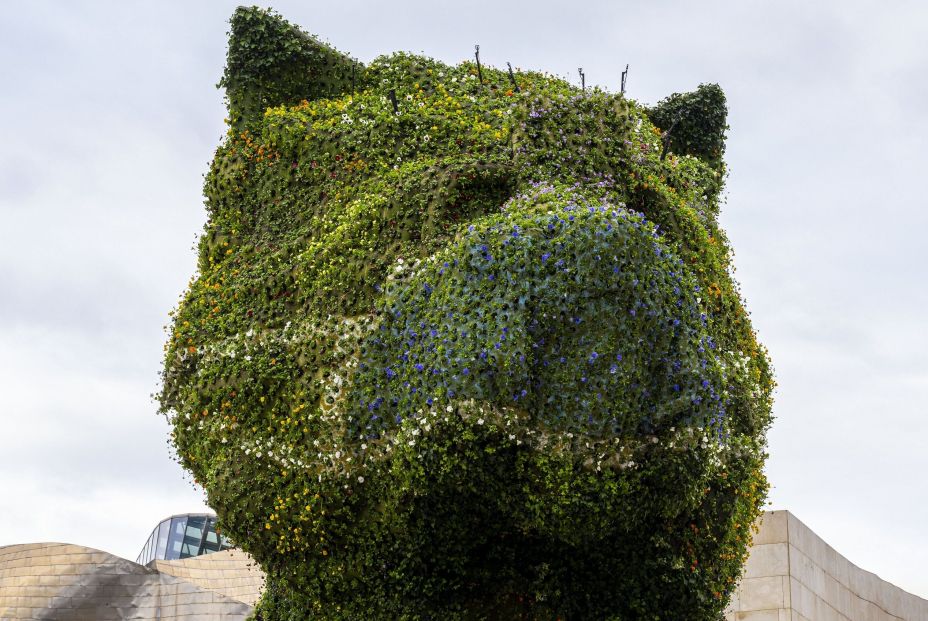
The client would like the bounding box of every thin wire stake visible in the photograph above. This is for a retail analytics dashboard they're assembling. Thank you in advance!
[660,116,679,161]
[475,45,484,84]
[578,67,585,91]
[620,64,629,94]
[507,62,520,92]
[388,88,398,114]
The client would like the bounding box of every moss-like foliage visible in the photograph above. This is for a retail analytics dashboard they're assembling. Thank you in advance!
[646,84,728,172]
[160,7,774,620]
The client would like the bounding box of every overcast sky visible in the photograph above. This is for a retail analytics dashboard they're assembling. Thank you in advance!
[1,0,926,598]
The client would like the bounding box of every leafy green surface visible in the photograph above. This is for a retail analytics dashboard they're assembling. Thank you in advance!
[161,7,774,619]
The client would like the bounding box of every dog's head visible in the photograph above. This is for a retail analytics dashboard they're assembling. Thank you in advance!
[161,7,773,619]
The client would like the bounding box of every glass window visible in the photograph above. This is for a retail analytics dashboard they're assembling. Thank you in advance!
[180,516,207,558]
[138,514,233,563]
[136,532,150,564]
[165,517,188,560]
[140,532,153,564]
[201,525,221,554]
[219,530,233,551]
[155,519,170,560]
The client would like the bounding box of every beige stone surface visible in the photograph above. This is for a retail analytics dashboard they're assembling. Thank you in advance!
[0,543,254,620]
[151,548,264,606]
[726,511,928,621]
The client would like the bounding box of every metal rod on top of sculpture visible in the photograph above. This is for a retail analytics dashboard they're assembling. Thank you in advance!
[507,62,520,93]
[475,45,484,84]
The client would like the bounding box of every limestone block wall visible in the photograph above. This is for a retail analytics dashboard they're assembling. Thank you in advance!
[152,548,264,606]
[0,542,253,620]
[726,511,928,621]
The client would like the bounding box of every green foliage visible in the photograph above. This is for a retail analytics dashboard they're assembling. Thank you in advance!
[220,6,363,130]
[160,7,774,620]
[646,83,728,171]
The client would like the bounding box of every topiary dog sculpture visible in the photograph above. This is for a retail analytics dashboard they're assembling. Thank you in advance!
[160,7,774,619]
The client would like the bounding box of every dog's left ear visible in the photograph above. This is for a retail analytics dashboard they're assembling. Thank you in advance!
[645,83,728,170]
[220,6,364,130]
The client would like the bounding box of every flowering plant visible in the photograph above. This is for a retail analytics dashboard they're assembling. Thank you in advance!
[161,7,774,620]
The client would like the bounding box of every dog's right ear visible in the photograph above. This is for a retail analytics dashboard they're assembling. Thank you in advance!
[220,6,363,130]
[645,83,728,171]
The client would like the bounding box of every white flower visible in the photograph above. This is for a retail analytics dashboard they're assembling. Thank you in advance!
[358,476,365,483]
[477,418,484,425]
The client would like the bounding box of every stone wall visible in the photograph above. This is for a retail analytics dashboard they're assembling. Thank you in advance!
[726,511,928,620]
[0,542,253,620]
[152,548,264,607]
